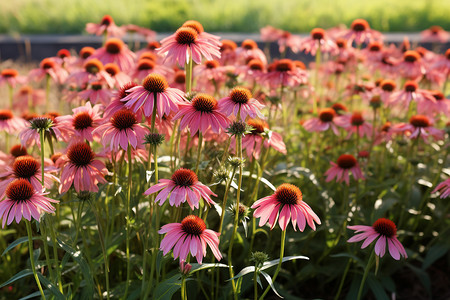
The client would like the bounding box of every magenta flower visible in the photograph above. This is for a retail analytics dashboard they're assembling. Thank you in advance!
[303,108,340,135]
[335,111,372,139]
[28,58,68,84]
[77,82,114,106]
[261,59,308,89]
[0,179,59,228]
[104,63,132,89]
[0,110,27,134]
[420,25,449,44]
[0,69,25,88]
[122,73,185,118]
[433,178,450,199]
[348,218,408,260]
[391,115,444,142]
[144,168,216,210]
[389,80,434,108]
[89,38,135,72]
[251,183,321,231]
[218,87,264,121]
[85,15,125,38]
[93,109,148,151]
[159,215,222,264]
[300,28,337,55]
[57,142,108,194]
[157,26,221,66]
[235,39,267,65]
[66,59,115,88]
[340,19,382,45]
[173,93,230,136]
[104,82,139,119]
[325,154,364,185]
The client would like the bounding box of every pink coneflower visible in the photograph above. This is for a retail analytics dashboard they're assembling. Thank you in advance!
[194,60,231,93]
[157,26,221,66]
[55,102,103,142]
[235,59,266,86]
[341,19,382,45]
[77,82,114,106]
[159,215,222,264]
[300,28,337,55]
[303,108,340,135]
[218,87,265,121]
[374,121,395,145]
[93,109,148,151]
[348,218,407,260]
[325,154,364,185]
[260,26,283,42]
[85,15,125,38]
[0,110,27,134]
[420,25,449,44]
[0,155,59,197]
[121,24,156,41]
[147,113,175,138]
[335,111,373,139]
[391,115,444,142]
[170,69,186,92]
[57,142,107,194]
[251,183,320,231]
[173,93,230,136]
[104,63,131,88]
[396,51,425,80]
[219,40,238,65]
[377,79,397,105]
[130,58,173,82]
[433,178,450,199]
[0,69,25,88]
[235,39,267,65]
[90,38,136,72]
[144,168,216,210]
[262,59,308,89]
[0,179,58,228]
[417,90,450,117]
[122,73,185,118]
[432,49,450,73]
[13,86,45,110]
[277,30,302,54]
[182,20,222,48]
[66,58,114,88]
[104,82,140,119]
[28,58,68,84]
[389,80,434,108]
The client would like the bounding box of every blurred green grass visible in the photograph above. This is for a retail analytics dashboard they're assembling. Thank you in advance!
[1,0,449,34]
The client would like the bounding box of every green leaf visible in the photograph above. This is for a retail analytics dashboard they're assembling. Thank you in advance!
[229,266,256,280]
[367,275,389,300]
[260,270,283,298]
[154,274,182,300]
[19,291,50,300]
[37,273,65,299]
[190,263,229,274]
[422,244,449,270]
[260,255,309,271]
[0,269,33,288]
[2,236,41,256]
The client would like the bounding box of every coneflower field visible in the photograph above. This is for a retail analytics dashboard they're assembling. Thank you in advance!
[0,16,449,300]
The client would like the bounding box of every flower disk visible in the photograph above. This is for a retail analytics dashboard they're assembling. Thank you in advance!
[1,69,18,78]
[6,179,34,202]
[142,73,169,93]
[319,108,336,122]
[105,38,124,54]
[372,218,397,238]
[181,215,206,236]
[275,183,303,205]
[175,27,198,45]
[111,109,137,130]
[229,87,252,104]
[40,58,56,69]
[118,82,138,99]
[380,80,396,92]
[0,110,13,121]
[171,168,198,187]
[73,112,93,130]
[409,115,430,128]
[137,59,156,71]
[337,154,357,169]
[10,145,28,158]
[192,94,218,113]
[84,59,104,74]
[403,51,421,63]
[275,59,295,72]
[13,156,39,179]
[351,19,369,32]
[404,81,418,92]
[311,28,325,40]
[67,142,95,167]
[104,63,120,76]
[351,112,364,126]
[182,20,204,33]
[247,118,268,134]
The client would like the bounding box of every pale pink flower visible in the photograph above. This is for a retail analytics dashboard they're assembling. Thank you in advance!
[348,218,407,260]
[417,90,450,117]
[303,108,340,135]
[277,31,302,53]
[300,28,337,55]
[13,86,45,110]
[235,59,266,86]
[104,63,131,88]
[218,87,265,121]
[19,116,70,147]
[389,80,434,108]
[28,58,68,84]
[173,93,230,136]
[218,40,238,66]
[159,215,222,264]
[341,19,383,45]
[77,82,114,106]
[235,39,267,65]
[391,115,444,142]
[252,183,320,231]
[335,112,372,139]
[85,15,125,38]
[261,59,308,89]
[181,20,222,48]
[104,82,140,119]
[144,168,216,210]
[122,73,185,118]
[325,154,364,185]
[0,179,58,228]
[93,109,148,151]
[194,60,231,93]
[57,142,108,194]
[66,58,114,89]
[433,178,450,199]
[0,69,26,88]
[90,38,136,72]
[130,58,173,82]
[432,49,450,74]
[0,110,27,134]
[420,26,449,43]
[147,113,175,139]
[395,51,425,80]
[157,26,221,66]
[260,26,283,42]
[121,24,156,41]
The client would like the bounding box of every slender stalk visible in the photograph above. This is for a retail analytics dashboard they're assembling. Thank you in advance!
[26,220,46,300]
[47,217,63,293]
[8,84,13,108]
[314,44,321,114]
[258,230,286,300]
[45,74,51,112]
[123,146,132,300]
[195,132,203,174]
[334,258,352,300]
[185,54,193,93]
[218,168,238,239]
[181,276,187,300]
[220,136,232,165]
[253,268,258,300]
[40,130,45,186]
[356,250,375,300]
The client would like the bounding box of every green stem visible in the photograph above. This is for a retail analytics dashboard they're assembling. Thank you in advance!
[258,230,286,300]
[40,130,45,187]
[357,250,375,300]
[8,84,13,108]
[334,258,352,300]
[314,45,321,114]
[26,220,46,300]
[45,74,51,112]
[195,132,203,174]
[123,146,132,300]
[47,217,63,294]
[181,276,187,300]
[185,55,193,93]
[218,168,237,239]
[253,267,258,300]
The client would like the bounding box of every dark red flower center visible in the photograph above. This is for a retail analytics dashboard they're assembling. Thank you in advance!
[311,28,325,40]
[104,63,120,76]
[1,69,18,78]
[319,108,336,122]
[409,115,430,128]
[10,145,28,158]
[175,27,198,45]
[336,38,347,49]
[73,112,94,130]
[229,87,252,104]
[242,39,258,50]
[117,82,138,100]
[337,154,357,169]
[181,215,206,236]
[13,156,39,179]
[137,59,156,71]
[372,218,397,237]
[192,94,217,113]
[351,112,364,126]
[80,47,95,59]
[275,59,295,72]
[6,179,34,202]
[146,41,161,51]
[331,103,348,114]
[431,90,444,101]
[380,80,396,92]
[368,41,382,52]
[404,81,418,92]
[171,168,198,187]
[19,86,33,95]
[84,59,104,74]
[57,49,71,58]
[247,118,268,134]
[174,71,186,84]
[182,20,204,33]
[111,109,137,130]
[430,25,443,34]
[205,60,220,69]
[381,122,391,132]
[445,49,450,60]
[101,15,114,26]
[105,38,124,54]
[67,142,95,167]
[0,110,13,121]
[221,40,237,51]
[142,73,169,93]
[248,59,264,71]
[91,82,103,91]
[403,50,420,63]
[40,58,56,69]
[351,19,369,32]
[139,52,158,62]
[275,183,302,205]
